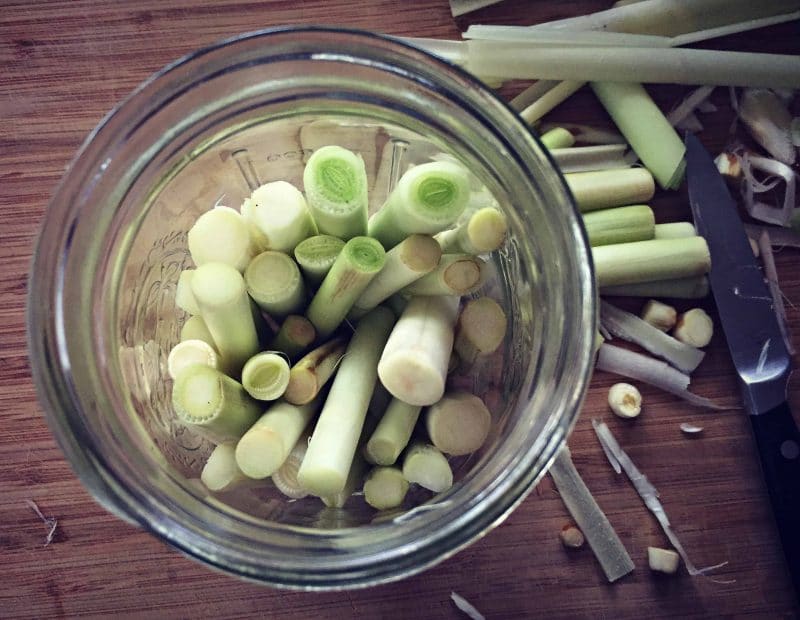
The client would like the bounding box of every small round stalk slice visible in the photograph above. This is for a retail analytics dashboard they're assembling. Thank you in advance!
[270,315,317,361]
[235,396,324,479]
[365,398,422,466]
[175,270,200,315]
[608,383,642,419]
[284,337,347,405]
[201,443,252,493]
[351,234,442,315]
[244,251,306,318]
[673,308,714,348]
[241,352,291,401]
[180,315,216,350]
[188,206,253,272]
[363,466,409,511]
[368,160,471,249]
[401,254,485,297]
[171,365,262,443]
[293,234,345,285]
[303,145,369,240]
[454,297,507,368]
[402,442,453,493]
[435,207,508,255]
[167,339,218,380]
[378,295,459,406]
[271,435,311,499]
[305,236,386,339]
[426,391,491,456]
[242,181,317,253]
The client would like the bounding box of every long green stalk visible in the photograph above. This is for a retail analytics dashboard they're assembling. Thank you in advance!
[583,205,655,246]
[303,145,369,240]
[244,251,306,317]
[364,398,422,466]
[566,168,655,212]
[293,235,345,286]
[305,236,386,339]
[600,276,710,299]
[298,307,395,497]
[368,161,471,249]
[435,207,508,255]
[592,237,710,287]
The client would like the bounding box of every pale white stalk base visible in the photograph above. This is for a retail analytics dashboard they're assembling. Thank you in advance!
[363,466,409,510]
[425,391,491,456]
[167,339,218,380]
[402,442,454,493]
[188,206,253,272]
[175,270,200,315]
[201,443,252,493]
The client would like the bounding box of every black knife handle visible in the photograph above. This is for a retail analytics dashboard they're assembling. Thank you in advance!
[750,401,800,601]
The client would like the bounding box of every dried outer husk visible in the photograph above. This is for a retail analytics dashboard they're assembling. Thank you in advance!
[738,88,796,165]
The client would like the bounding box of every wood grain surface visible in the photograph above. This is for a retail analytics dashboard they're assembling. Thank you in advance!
[2,1,799,617]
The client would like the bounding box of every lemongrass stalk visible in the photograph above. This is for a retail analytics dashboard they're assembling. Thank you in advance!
[271,435,310,499]
[299,120,380,191]
[175,270,200,315]
[188,206,253,272]
[303,145,368,240]
[667,86,715,128]
[396,36,467,66]
[464,25,671,47]
[298,307,395,497]
[270,315,316,360]
[541,123,625,145]
[540,127,576,150]
[234,396,324,479]
[243,251,306,318]
[241,181,317,253]
[172,365,261,443]
[592,82,686,190]
[453,296,507,367]
[435,207,508,255]
[378,296,459,406]
[167,339,218,380]
[520,80,585,124]
[320,452,368,509]
[509,79,561,111]
[284,337,347,405]
[191,262,260,375]
[566,168,655,212]
[180,315,216,350]
[402,442,454,493]
[363,466,409,510]
[241,352,291,401]
[672,11,800,46]
[201,443,252,493]
[654,222,696,239]
[551,144,633,173]
[368,161,471,249]
[401,254,484,297]
[600,276,709,299]
[426,391,492,456]
[305,236,386,339]
[293,234,345,285]
[583,205,655,247]
[640,299,677,331]
[364,398,422,466]
[593,237,710,287]
[351,235,442,316]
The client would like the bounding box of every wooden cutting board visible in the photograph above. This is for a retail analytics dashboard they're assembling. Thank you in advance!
[1,1,798,617]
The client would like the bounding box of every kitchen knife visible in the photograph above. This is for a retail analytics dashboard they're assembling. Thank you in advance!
[685,133,800,599]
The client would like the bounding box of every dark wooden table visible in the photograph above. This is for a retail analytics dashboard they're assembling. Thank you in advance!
[2,1,799,617]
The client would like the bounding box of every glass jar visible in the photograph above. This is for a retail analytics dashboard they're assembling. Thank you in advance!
[27,27,596,589]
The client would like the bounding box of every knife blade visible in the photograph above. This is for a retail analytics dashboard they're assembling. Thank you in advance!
[685,133,800,599]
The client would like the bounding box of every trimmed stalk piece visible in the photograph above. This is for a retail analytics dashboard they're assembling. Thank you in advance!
[592,82,686,190]
[270,315,316,361]
[284,337,347,405]
[188,206,253,272]
[600,275,709,299]
[435,208,508,255]
[565,168,655,212]
[368,161,471,249]
[303,145,368,240]
[520,80,585,124]
[241,352,291,401]
[201,443,252,493]
[298,307,395,497]
[640,299,677,331]
[673,308,714,348]
[426,391,491,456]
[172,365,261,443]
[244,251,306,317]
[351,234,442,315]
[654,222,696,239]
[167,339,218,380]
[540,127,575,150]
[363,466,409,510]
[378,296,459,406]
[235,396,323,479]
[402,254,484,297]
[241,181,317,253]
[271,435,311,499]
[592,237,710,288]
[180,316,216,350]
[649,547,681,575]
[305,236,386,339]
[582,205,655,247]
[175,270,200,315]
[293,234,345,285]
[550,144,633,174]
[454,297,507,367]
[509,79,561,111]
[365,398,422,466]
[191,262,260,376]
[402,442,454,493]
